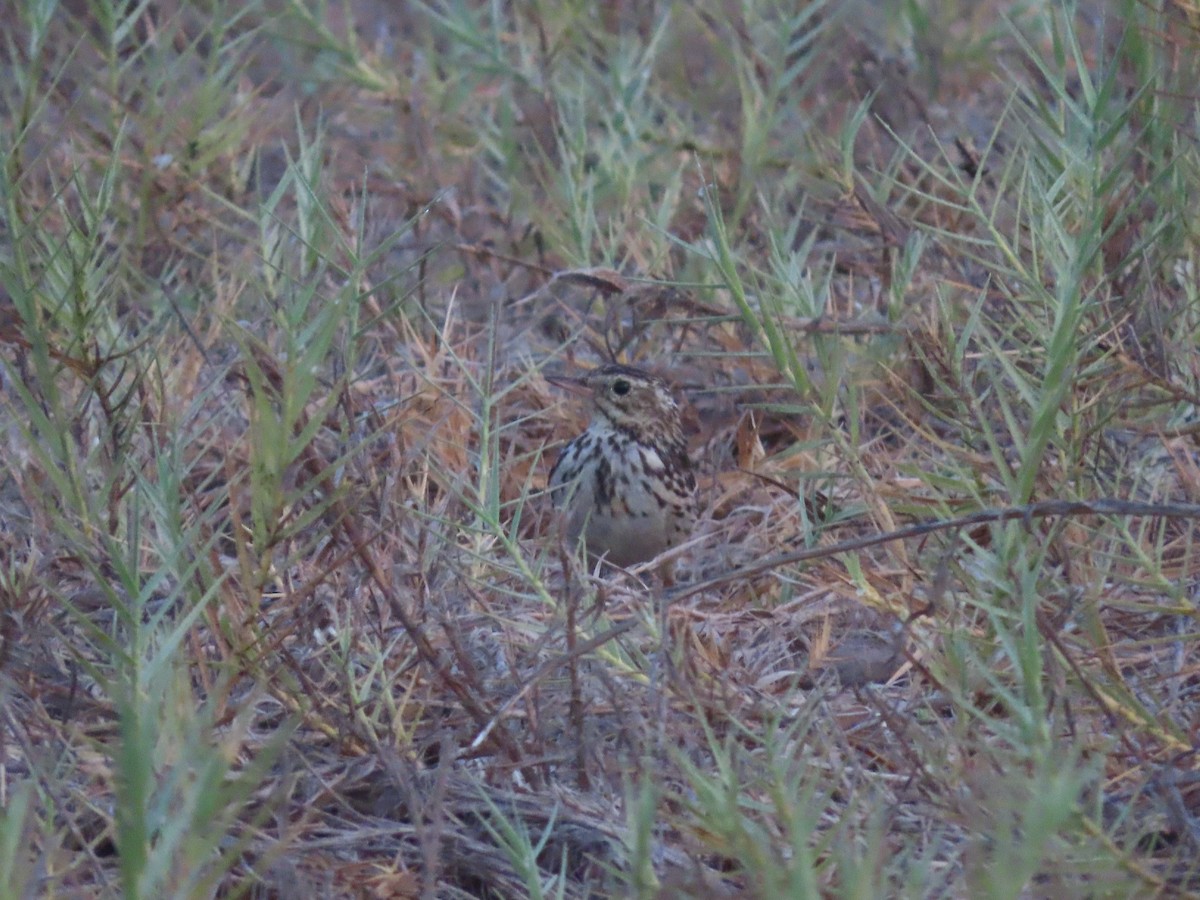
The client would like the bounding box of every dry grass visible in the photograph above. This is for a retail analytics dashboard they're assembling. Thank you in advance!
[2,0,1200,897]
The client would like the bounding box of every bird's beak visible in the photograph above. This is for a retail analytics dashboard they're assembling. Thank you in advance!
[545,371,590,395]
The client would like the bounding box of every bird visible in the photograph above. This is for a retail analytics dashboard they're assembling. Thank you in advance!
[548,363,697,577]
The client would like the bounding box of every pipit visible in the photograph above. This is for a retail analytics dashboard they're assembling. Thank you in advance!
[548,363,697,575]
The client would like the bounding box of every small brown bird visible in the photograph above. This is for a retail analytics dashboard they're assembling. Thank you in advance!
[548,364,697,573]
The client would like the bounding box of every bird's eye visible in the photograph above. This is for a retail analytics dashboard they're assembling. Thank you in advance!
[612,379,631,396]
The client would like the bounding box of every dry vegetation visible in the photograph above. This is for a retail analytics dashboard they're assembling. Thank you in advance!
[2,0,1200,897]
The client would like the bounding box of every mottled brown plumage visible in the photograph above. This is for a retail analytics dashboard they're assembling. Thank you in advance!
[549,364,697,572]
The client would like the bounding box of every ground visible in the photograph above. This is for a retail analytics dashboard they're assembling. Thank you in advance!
[1,1,1199,897]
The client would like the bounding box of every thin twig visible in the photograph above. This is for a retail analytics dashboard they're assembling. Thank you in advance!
[667,498,1200,602]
